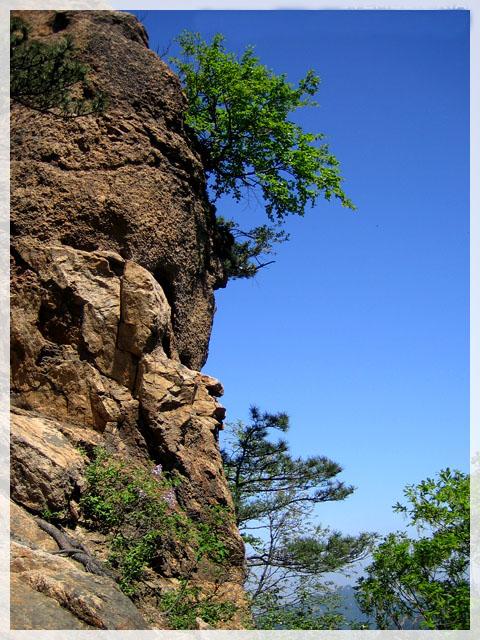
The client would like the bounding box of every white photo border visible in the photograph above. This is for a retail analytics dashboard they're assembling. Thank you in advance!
[1,1,477,638]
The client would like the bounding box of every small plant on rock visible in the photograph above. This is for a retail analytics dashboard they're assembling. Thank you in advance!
[10,14,107,117]
[80,448,237,626]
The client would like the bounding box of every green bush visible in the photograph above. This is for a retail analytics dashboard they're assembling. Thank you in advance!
[80,448,237,625]
[355,468,470,630]
[159,579,237,629]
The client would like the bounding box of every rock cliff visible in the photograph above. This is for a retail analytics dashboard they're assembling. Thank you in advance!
[10,10,246,630]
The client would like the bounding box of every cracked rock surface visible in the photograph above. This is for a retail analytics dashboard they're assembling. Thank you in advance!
[10,236,245,628]
[10,237,243,541]
[10,502,150,630]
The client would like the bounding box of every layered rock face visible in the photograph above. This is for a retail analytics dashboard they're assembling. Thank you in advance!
[10,10,245,630]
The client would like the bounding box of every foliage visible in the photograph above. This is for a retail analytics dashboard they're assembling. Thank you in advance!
[252,581,346,630]
[80,448,237,629]
[40,507,68,523]
[355,468,470,630]
[81,449,180,594]
[10,15,107,117]
[158,579,237,629]
[223,407,353,526]
[214,216,288,279]
[221,406,375,628]
[171,31,354,218]
[170,32,355,279]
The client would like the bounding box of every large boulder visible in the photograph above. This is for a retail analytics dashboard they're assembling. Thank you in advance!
[10,238,246,627]
[10,501,149,630]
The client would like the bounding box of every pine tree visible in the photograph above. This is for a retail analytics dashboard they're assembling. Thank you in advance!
[222,406,375,628]
[10,15,107,117]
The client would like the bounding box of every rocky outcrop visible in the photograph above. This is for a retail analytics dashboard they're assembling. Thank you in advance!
[11,503,149,630]
[11,9,226,371]
[11,410,86,514]
[10,236,245,628]
[10,9,246,630]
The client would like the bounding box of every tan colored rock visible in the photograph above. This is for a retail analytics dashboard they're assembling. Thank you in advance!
[54,419,103,452]
[11,576,92,630]
[11,240,159,438]
[13,237,120,378]
[10,232,246,591]
[11,9,227,370]
[10,9,248,629]
[119,260,173,357]
[111,348,138,391]
[136,351,240,528]
[195,616,212,630]
[10,258,47,394]
[11,503,150,630]
[10,501,58,553]
[11,410,85,513]
[11,542,149,630]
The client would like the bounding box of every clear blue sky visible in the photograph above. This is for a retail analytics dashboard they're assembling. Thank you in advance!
[130,10,469,539]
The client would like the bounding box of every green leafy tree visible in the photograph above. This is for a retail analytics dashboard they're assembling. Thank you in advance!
[355,468,470,630]
[10,15,107,117]
[170,32,355,279]
[221,406,375,628]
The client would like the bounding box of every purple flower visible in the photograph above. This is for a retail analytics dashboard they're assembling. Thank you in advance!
[151,463,163,477]
[162,488,177,508]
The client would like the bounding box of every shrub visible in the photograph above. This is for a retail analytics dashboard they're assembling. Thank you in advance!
[80,448,237,626]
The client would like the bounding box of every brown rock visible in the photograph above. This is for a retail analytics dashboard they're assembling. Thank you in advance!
[136,351,242,536]
[195,616,212,630]
[10,232,246,622]
[118,260,173,358]
[11,542,149,630]
[10,9,248,629]
[10,410,85,514]
[11,502,149,629]
[13,237,121,378]
[10,501,58,552]
[11,239,158,439]
[11,576,93,630]
[11,9,227,370]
